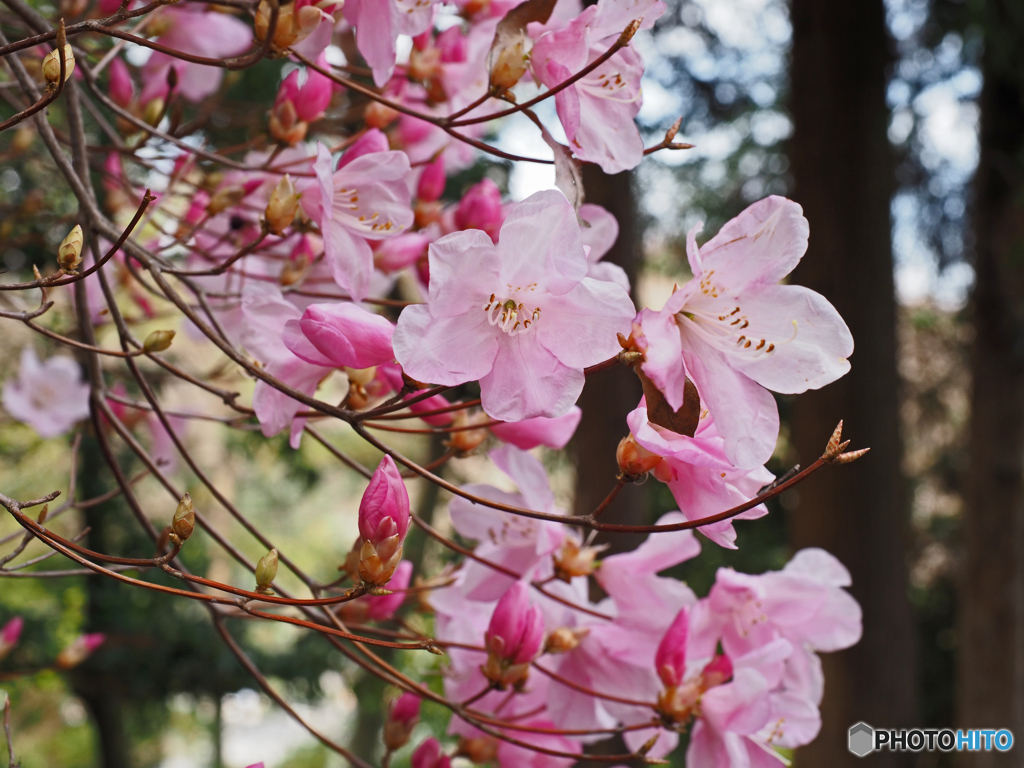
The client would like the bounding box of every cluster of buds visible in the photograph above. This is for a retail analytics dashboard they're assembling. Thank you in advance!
[42,43,75,87]
[255,548,279,595]
[169,493,195,545]
[269,57,332,145]
[55,633,106,669]
[481,582,544,689]
[412,737,452,768]
[57,224,84,272]
[356,456,410,587]
[616,433,662,478]
[0,617,24,661]
[654,609,733,723]
[552,537,605,582]
[265,175,300,235]
[383,692,420,752]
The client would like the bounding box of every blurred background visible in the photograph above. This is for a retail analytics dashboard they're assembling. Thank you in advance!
[0,0,1021,765]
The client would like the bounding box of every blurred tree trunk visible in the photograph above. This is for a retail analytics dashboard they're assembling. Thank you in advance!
[787,0,917,763]
[958,2,1024,763]
[573,165,646,555]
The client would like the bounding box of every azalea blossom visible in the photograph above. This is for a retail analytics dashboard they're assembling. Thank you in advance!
[3,347,91,438]
[301,133,415,301]
[343,0,438,86]
[635,196,854,468]
[393,189,635,421]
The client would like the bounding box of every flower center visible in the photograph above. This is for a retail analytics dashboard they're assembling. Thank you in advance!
[335,186,403,235]
[482,288,541,336]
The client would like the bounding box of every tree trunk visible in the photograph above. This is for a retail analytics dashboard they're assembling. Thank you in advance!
[957,2,1024,763]
[573,165,646,556]
[787,0,917,763]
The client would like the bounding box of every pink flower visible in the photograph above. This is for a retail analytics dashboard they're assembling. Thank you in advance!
[635,197,854,468]
[0,617,23,660]
[489,406,582,450]
[276,56,333,122]
[301,139,414,301]
[412,737,451,768]
[495,724,581,768]
[393,190,635,422]
[343,0,438,86]
[56,632,106,669]
[3,347,91,438]
[579,203,629,291]
[359,455,410,544]
[531,1,666,174]
[140,7,252,103]
[627,400,774,549]
[283,302,395,369]
[454,178,504,242]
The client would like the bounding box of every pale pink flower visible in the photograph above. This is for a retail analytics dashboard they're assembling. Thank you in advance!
[3,348,90,438]
[495,723,581,768]
[530,1,666,173]
[359,455,411,545]
[301,137,414,301]
[627,399,774,549]
[636,197,854,468]
[393,190,635,421]
[489,406,582,450]
[140,6,252,103]
[579,203,629,292]
[343,0,438,86]
[283,302,395,369]
[412,737,451,768]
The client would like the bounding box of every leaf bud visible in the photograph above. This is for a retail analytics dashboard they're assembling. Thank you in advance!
[57,224,84,272]
[143,97,165,126]
[144,329,176,353]
[207,185,246,216]
[265,174,300,235]
[42,44,75,86]
[255,548,279,593]
[171,493,195,542]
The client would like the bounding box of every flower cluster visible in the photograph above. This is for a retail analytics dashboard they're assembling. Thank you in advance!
[0,0,866,765]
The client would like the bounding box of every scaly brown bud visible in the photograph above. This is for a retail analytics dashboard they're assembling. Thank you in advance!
[171,493,195,542]
[255,548,279,593]
[490,38,529,91]
[447,411,490,454]
[269,100,308,145]
[553,538,605,581]
[616,434,662,478]
[144,329,175,353]
[457,737,498,765]
[57,225,84,272]
[544,626,589,654]
[207,185,245,216]
[42,44,75,86]
[357,538,403,586]
[265,175,300,235]
[365,100,399,129]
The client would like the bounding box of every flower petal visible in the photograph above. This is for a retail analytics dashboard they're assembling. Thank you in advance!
[535,277,634,369]
[479,334,584,421]
[393,305,499,386]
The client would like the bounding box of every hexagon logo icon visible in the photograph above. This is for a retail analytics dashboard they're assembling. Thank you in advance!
[849,722,875,757]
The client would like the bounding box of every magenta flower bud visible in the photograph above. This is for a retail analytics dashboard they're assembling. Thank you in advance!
[0,617,24,659]
[412,737,451,768]
[108,58,135,108]
[655,608,689,689]
[486,582,544,664]
[375,232,431,272]
[56,632,106,669]
[284,302,395,370]
[390,691,421,726]
[454,178,503,241]
[359,456,410,544]
[337,128,391,170]
[702,652,733,688]
[280,56,333,123]
[406,392,454,426]
[417,157,446,203]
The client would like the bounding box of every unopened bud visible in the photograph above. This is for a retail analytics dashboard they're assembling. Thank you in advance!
[457,737,498,765]
[265,175,300,235]
[144,329,175,353]
[269,100,308,145]
[143,97,165,126]
[616,434,662,477]
[544,626,589,654]
[207,185,245,216]
[490,38,528,91]
[55,633,105,669]
[446,411,490,454]
[171,493,195,542]
[57,224,84,272]
[365,100,399,129]
[42,44,75,86]
[255,548,279,593]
